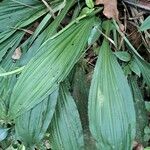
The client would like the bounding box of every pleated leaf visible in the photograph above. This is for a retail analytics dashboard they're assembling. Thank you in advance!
[9,17,98,119]
[0,0,63,62]
[0,66,5,74]
[88,39,136,150]
[0,97,7,120]
[0,32,24,120]
[20,0,74,65]
[0,0,62,32]
[49,83,84,150]
[0,31,24,62]
[15,90,58,148]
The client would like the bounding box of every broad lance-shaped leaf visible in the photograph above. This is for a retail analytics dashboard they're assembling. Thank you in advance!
[0,0,72,121]
[0,0,73,120]
[15,90,58,148]
[9,17,99,119]
[49,83,84,150]
[88,39,136,150]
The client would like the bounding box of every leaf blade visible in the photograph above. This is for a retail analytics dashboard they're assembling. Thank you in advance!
[49,83,84,150]
[88,39,136,149]
[15,90,58,148]
[9,17,98,119]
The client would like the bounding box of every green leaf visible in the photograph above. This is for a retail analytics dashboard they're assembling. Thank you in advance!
[0,31,24,62]
[0,0,64,63]
[0,66,6,73]
[144,126,150,142]
[129,76,148,145]
[20,0,74,65]
[85,0,94,8]
[144,147,150,150]
[123,64,132,76]
[0,128,8,142]
[49,83,84,150]
[140,16,150,31]
[71,65,96,149]
[8,17,99,119]
[129,58,141,77]
[88,22,101,46]
[134,56,150,88]
[0,97,7,120]
[15,90,58,148]
[0,0,63,32]
[114,51,131,62]
[88,39,136,149]
[145,102,150,112]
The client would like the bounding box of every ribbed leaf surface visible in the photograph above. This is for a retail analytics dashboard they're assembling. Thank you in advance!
[49,83,84,150]
[0,31,24,62]
[20,0,74,65]
[88,39,136,150]
[0,0,63,63]
[9,17,98,119]
[0,97,7,120]
[0,66,5,73]
[15,90,58,148]
[0,0,62,32]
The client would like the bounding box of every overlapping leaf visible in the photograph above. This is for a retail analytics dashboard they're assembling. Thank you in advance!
[0,32,24,119]
[129,76,148,145]
[134,56,150,88]
[0,97,7,120]
[49,83,84,150]
[114,51,131,62]
[15,90,58,148]
[71,65,96,149]
[0,31,24,63]
[8,17,99,119]
[20,0,74,65]
[88,39,136,149]
[0,0,63,62]
[0,66,5,74]
[140,16,150,31]
[0,0,73,121]
[0,0,62,32]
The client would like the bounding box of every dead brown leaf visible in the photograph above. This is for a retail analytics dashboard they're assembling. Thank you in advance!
[132,141,144,150]
[95,0,119,20]
[12,47,22,60]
